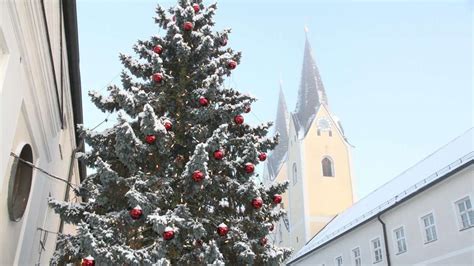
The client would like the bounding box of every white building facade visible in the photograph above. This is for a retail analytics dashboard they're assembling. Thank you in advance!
[0,0,84,265]
[288,129,474,266]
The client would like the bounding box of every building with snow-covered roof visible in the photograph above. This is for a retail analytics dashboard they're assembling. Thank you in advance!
[287,128,474,265]
[263,33,355,252]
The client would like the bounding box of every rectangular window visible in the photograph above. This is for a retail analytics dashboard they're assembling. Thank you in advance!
[335,256,342,266]
[393,227,407,254]
[421,213,438,243]
[371,238,383,263]
[352,247,361,266]
[456,197,474,229]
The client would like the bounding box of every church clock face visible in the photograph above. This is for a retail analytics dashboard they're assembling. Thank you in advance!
[317,117,331,131]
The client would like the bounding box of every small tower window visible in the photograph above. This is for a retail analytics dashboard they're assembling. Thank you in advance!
[329,130,332,137]
[292,163,297,185]
[317,129,321,136]
[322,156,334,177]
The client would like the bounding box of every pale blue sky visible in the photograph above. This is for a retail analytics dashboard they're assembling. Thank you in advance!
[77,0,472,199]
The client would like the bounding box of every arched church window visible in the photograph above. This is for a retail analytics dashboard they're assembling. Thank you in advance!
[292,163,297,185]
[322,156,334,177]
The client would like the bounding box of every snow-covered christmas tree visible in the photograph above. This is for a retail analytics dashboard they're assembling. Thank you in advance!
[49,1,291,265]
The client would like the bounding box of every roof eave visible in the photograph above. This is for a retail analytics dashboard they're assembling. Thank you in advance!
[62,0,86,181]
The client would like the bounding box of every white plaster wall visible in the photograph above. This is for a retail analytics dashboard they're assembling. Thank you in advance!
[293,164,474,266]
[296,219,387,266]
[384,164,474,266]
[0,1,81,265]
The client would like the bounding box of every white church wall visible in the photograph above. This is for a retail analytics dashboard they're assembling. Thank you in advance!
[0,1,81,265]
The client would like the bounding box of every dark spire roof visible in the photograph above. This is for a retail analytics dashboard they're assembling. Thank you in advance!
[267,84,289,180]
[294,32,328,137]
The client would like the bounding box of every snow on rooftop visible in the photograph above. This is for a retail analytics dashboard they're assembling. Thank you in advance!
[291,128,474,262]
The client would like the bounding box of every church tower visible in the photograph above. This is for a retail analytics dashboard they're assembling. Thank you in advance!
[265,34,355,252]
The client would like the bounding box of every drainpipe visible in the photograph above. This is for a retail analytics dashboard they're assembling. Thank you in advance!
[58,137,84,234]
[377,214,391,266]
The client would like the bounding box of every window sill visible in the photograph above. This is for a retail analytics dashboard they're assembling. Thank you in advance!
[460,225,474,232]
[424,239,438,244]
[395,250,407,255]
[373,260,382,264]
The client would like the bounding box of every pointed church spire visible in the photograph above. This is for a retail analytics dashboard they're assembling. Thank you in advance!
[267,83,289,180]
[294,30,328,136]
[274,82,289,140]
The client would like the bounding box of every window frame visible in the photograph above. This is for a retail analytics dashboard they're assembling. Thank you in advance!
[352,246,361,266]
[392,226,407,254]
[292,162,297,185]
[454,196,474,230]
[420,212,438,244]
[370,237,383,264]
[7,143,34,222]
[321,156,335,177]
[335,255,343,266]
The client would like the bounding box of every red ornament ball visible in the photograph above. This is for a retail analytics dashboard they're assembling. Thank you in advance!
[82,256,95,266]
[269,223,275,232]
[273,194,283,204]
[192,3,200,12]
[145,135,156,144]
[251,197,263,209]
[258,152,267,161]
[129,206,143,220]
[220,38,228,46]
[234,114,244,125]
[245,162,255,174]
[163,227,175,240]
[227,60,237,69]
[183,22,193,31]
[153,45,163,54]
[164,120,172,131]
[192,170,204,182]
[213,150,224,160]
[152,73,163,83]
[217,223,229,236]
[199,96,209,107]
[260,237,268,246]
[244,105,251,113]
